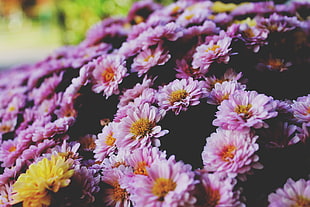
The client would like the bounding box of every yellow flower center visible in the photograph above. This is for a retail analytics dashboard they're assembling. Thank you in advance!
[220,145,236,162]
[211,1,237,13]
[112,183,128,202]
[235,104,252,119]
[185,14,194,20]
[169,89,188,104]
[205,45,220,52]
[105,132,116,146]
[134,161,148,176]
[266,58,287,72]
[134,15,144,24]
[144,55,154,62]
[0,125,11,133]
[130,118,155,138]
[152,177,177,201]
[102,67,115,83]
[7,106,16,112]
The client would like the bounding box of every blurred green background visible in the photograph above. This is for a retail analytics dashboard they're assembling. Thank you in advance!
[0,0,173,69]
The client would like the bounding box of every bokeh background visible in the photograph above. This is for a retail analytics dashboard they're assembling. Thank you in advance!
[0,0,173,70]
[0,0,289,70]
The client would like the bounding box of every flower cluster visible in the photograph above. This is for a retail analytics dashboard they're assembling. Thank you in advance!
[1,0,310,206]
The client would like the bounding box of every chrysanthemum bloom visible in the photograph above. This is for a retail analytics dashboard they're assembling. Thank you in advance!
[129,157,196,207]
[118,76,154,108]
[125,147,167,176]
[202,128,262,179]
[91,54,128,98]
[213,90,278,131]
[192,35,232,73]
[131,43,171,77]
[175,59,206,79]
[94,122,118,161]
[101,165,133,207]
[0,182,14,206]
[11,154,74,207]
[256,55,292,72]
[0,139,25,168]
[157,77,204,115]
[291,94,310,123]
[268,178,310,207]
[193,171,244,207]
[207,80,246,105]
[115,103,168,150]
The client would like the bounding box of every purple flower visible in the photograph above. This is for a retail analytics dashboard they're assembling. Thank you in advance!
[131,43,171,77]
[91,54,128,98]
[213,90,278,131]
[202,128,262,180]
[157,77,204,115]
[291,94,310,124]
[192,35,233,73]
[268,178,310,207]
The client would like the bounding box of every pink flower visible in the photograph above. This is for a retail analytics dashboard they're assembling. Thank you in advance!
[202,128,262,180]
[291,94,310,123]
[125,147,167,176]
[268,178,310,207]
[94,122,118,161]
[91,54,128,98]
[157,78,204,115]
[0,139,26,168]
[207,80,246,105]
[192,36,232,73]
[131,43,171,77]
[193,171,244,207]
[101,166,133,207]
[115,103,168,150]
[213,90,278,131]
[118,76,154,108]
[129,157,196,207]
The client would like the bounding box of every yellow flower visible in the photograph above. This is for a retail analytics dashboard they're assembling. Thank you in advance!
[211,1,237,13]
[11,154,74,207]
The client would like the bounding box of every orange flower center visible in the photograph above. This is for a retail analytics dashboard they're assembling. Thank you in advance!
[220,145,236,162]
[169,89,188,104]
[204,186,221,207]
[293,196,310,207]
[144,55,154,62]
[134,161,148,176]
[112,183,128,201]
[102,67,115,82]
[152,178,176,201]
[9,145,17,152]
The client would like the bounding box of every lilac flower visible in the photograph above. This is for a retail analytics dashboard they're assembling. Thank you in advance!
[129,156,196,207]
[131,43,171,77]
[115,103,168,150]
[268,178,310,207]
[0,139,26,168]
[94,122,118,161]
[192,35,233,73]
[291,94,310,124]
[193,171,244,207]
[207,80,246,105]
[157,78,204,115]
[202,128,262,180]
[91,54,128,98]
[213,90,278,131]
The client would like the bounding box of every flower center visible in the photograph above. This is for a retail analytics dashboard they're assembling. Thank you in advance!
[152,177,176,201]
[169,89,188,104]
[9,145,17,152]
[102,67,115,82]
[205,45,220,52]
[266,58,287,72]
[220,145,236,162]
[293,196,310,207]
[204,186,221,207]
[130,118,155,138]
[105,132,116,146]
[144,55,154,62]
[134,161,148,176]
[185,14,194,20]
[234,104,252,119]
[112,183,128,201]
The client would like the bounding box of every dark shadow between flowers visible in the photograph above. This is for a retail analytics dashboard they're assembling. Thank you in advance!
[159,102,217,170]
[239,143,310,207]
